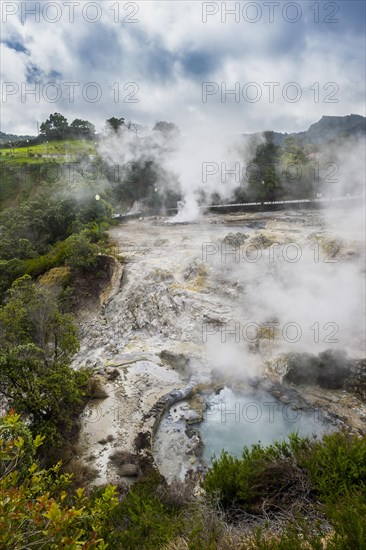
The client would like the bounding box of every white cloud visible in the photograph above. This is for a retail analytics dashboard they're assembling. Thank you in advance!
[0,0,364,135]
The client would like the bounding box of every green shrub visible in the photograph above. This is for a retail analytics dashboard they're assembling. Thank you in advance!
[0,258,25,295]
[204,432,366,515]
[104,473,186,549]
[24,251,59,277]
[22,230,101,280]
[0,412,118,549]
[248,490,366,550]
[62,232,99,270]
[326,490,366,549]
[297,431,366,502]
[204,434,308,512]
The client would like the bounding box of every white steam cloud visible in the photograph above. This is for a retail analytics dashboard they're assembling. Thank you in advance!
[98,125,365,383]
[98,124,257,221]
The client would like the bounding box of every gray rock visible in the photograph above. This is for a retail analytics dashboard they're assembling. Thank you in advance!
[119,464,139,477]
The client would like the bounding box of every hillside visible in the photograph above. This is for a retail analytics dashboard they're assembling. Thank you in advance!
[0,139,98,210]
[0,130,36,144]
[244,114,366,145]
[1,113,365,212]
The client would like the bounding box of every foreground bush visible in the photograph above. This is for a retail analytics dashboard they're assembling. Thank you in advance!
[103,473,186,549]
[0,413,118,549]
[203,433,311,513]
[204,432,366,511]
[1,422,365,549]
[297,431,366,502]
[203,431,366,548]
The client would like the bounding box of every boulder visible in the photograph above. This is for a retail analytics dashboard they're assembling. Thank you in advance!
[119,464,139,477]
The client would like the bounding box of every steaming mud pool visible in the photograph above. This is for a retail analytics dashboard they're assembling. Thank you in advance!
[73,209,366,485]
[200,387,329,462]
[153,385,334,481]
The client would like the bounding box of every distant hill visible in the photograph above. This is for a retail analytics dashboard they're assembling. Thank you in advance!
[0,131,36,144]
[244,114,366,146]
[2,114,365,147]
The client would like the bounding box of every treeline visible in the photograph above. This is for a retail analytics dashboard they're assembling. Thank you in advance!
[39,113,96,140]
[1,113,175,147]
[1,113,327,204]
[37,113,136,140]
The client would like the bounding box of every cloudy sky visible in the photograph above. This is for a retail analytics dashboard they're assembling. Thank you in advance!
[1,0,365,136]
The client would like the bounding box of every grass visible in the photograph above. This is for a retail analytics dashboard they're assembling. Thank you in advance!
[0,139,99,209]
[0,139,97,163]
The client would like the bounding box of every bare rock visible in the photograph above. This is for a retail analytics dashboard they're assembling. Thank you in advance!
[119,464,139,477]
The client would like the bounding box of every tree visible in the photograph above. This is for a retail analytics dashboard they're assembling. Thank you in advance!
[105,117,125,133]
[40,113,69,140]
[0,276,87,445]
[63,232,99,271]
[125,121,142,134]
[70,118,96,139]
[153,121,180,137]
[0,258,25,295]
[0,192,80,259]
[114,159,158,204]
[246,134,282,201]
[280,137,314,199]
[0,275,78,360]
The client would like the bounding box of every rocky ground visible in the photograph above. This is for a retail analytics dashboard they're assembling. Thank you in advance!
[72,209,365,485]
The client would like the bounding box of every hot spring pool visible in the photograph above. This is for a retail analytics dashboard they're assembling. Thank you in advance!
[200,387,331,464]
